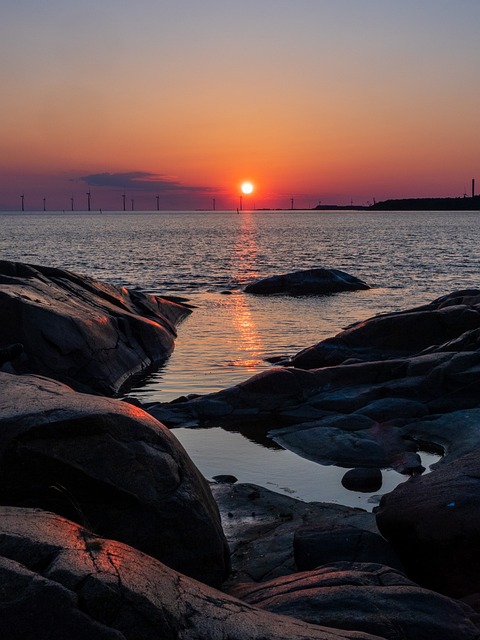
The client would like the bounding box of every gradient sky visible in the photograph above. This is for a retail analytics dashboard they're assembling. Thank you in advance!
[1,0,479,210]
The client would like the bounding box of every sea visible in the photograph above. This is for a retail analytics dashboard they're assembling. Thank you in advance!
[2,209,480,509]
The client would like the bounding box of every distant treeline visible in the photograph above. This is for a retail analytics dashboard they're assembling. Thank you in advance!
[313,196,480,212]
[369,196,480,211]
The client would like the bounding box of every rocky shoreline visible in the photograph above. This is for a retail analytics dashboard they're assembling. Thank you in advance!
[1,261,480,638]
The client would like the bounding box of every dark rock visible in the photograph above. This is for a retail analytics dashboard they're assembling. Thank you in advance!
[0,507,380,640]
[376,448,480,598]
[0,260,191,396]
[229,562,480,640]
[0,371,229,587]
[0,342,23,365]
[341,468,383,493]
[290,290,480,369]
[244,268,369,296]
[212,474,238,484]
[293,524,403,572]
[211,482,378,586]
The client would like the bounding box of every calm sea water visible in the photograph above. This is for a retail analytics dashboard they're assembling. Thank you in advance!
[2,209,479,507]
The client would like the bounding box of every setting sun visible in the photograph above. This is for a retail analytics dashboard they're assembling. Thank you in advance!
[241,182,254,195]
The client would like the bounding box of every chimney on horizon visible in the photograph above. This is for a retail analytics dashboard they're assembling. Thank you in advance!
[473,179,475,198]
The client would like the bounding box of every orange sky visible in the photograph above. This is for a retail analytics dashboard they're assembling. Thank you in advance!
[1,1,479,210]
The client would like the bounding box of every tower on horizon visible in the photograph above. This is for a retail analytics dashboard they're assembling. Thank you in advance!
[86,192,91,211]
[473,179,475,198]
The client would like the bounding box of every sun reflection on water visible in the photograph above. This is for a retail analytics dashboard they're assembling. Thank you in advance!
[227,212,265,371]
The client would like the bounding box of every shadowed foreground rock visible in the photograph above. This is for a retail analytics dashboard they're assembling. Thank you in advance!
[0,260,191,395]
[244,268,369,296]
[211,482,379,586]
[229,563,480,640]
[376,448,480,599]
[0,371,229,587]
[0,508,382,640]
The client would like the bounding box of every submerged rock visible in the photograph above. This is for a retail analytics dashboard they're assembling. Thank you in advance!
[0,507,381,640]
[0,260,191,395]
[0,371,229,587]
[244,268,369,296]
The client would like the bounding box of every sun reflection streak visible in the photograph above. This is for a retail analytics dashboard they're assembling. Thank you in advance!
[228,214,265,372]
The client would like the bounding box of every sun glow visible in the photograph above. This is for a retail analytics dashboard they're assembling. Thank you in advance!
[241,181,254,194]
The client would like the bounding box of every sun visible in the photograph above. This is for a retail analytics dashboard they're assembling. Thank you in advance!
[241,181,254,194]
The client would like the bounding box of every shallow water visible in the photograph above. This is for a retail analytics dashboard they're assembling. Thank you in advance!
[2,209,476,507]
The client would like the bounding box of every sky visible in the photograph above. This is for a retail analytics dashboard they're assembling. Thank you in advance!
[1,0,479,211]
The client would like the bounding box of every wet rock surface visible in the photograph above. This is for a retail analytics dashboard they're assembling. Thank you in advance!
[0,371,229,587]
[244,267,370,296]
[0,507,383,640]
[0,260,191,395]
[211,483,379,586]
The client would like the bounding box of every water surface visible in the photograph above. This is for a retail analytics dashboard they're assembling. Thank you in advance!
[2,209,477,506]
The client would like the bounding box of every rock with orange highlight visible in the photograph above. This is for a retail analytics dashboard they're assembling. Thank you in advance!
[228,563,480,640]
[0,260,191,396]
[0,371,229,587]
[0,507,382,640]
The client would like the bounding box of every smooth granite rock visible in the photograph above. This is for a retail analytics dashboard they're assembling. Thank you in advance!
[376,448,480,598]
[244,268,369,296]
[0,371,229,587]
[0,508,382,640]
[0,260,191,395]
[289,289,480,369]
[229,562,480,640]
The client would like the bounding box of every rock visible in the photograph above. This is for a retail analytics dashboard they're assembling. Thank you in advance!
[376,448,480,598]
[229,562,480,640]
[0,342,23,365]
[290,289,480,369]
[244,268,370,296]
[0,507,382,640]
[0,260,191,395]
[211,482,379,586]
[0,371,229,587]
[293,524,403,572]
[341,469,383,493]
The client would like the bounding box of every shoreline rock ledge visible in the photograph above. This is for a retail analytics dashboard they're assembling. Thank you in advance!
[244,268,370,296]
[0,260,191,396]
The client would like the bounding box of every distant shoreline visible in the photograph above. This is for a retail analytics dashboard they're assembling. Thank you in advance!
[315,195,480,211]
